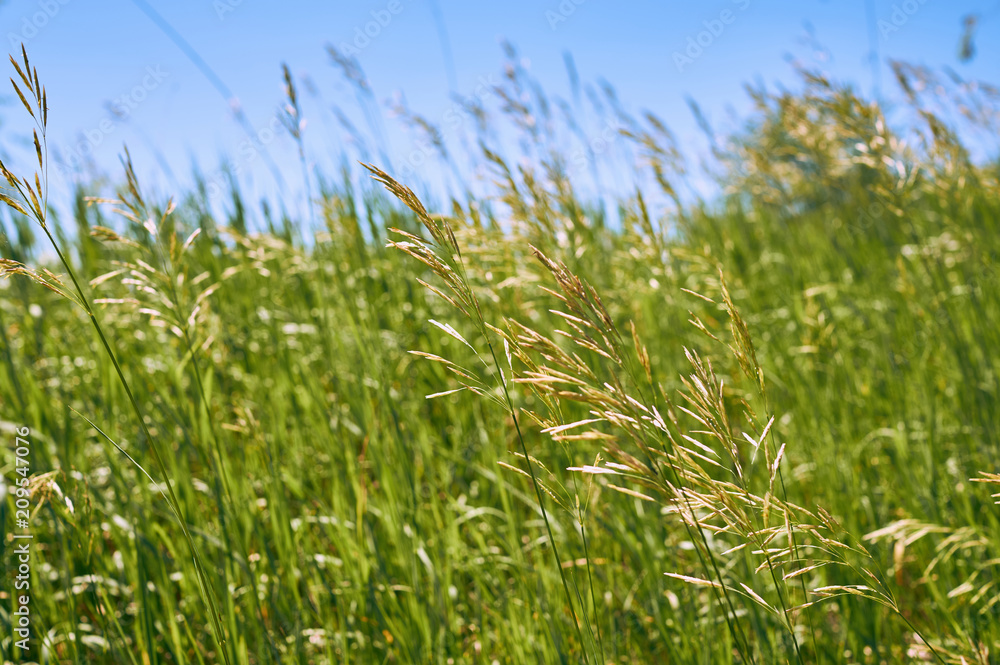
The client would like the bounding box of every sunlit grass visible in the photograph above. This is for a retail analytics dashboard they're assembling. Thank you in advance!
[1,45,999,663]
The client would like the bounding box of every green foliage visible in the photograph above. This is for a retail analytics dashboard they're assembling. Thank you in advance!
[1,47,999,663]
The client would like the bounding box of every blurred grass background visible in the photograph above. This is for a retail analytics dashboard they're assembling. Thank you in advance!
[0,27,999,665]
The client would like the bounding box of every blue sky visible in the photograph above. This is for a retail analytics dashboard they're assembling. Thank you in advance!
[0,0,998,222]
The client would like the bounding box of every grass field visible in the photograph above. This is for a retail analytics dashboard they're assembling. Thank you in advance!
[2,46,1000,663]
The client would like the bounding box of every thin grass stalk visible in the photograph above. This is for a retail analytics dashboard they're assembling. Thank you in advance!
[766,405,820,659]
[524,250,758,661]
[603,320,759,661]
[662,448,758,662]
[41,229,233,664]
[482,332,592,662]
[371,163,594,661]
[711,418,803,661]
[840,526,947,665]
[179,323,281,663]
[0,49,233,664]
[282,63,316,231]
[579,516,605,662]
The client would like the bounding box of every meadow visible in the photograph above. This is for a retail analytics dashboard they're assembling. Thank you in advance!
[1,44,1000,663]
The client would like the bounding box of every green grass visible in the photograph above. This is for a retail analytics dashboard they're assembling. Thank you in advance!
[1,47,999,663]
